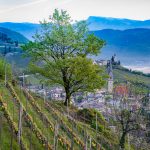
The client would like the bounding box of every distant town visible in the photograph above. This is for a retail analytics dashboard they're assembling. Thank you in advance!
[22,55,144,117]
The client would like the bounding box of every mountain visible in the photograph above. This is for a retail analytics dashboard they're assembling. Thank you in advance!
[91,28,150,68]
[1,16,150,40]
[0,22,40,40]
[92,28,150,50]
[87,16,150,31]
[0,27,28,43]
[0,27,29,68]
[1,19,150,72]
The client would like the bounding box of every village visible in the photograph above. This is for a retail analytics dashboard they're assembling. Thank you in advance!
[23,55,146,117]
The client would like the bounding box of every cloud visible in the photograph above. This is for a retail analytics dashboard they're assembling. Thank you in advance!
[0,0,48,14]
[0,0,149,23]
[0,0,74,16]
[0,0,75,22]
[125,66,150,74]
[0,0,36,6]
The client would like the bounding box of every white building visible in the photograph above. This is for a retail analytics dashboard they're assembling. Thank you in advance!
[93,60,108,66]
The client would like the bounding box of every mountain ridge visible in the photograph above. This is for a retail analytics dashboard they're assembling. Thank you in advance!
[0,22,40,40]
[1,16,150,39]
[87,16,150,30]
[1,17,150,70]
[91,28,150,69]
[0,27,28,43]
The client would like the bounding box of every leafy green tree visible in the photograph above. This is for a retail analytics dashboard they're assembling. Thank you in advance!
[113,92,142,149]
[117,109,140,149]
[23,9,105,105]
[141,95,150,145]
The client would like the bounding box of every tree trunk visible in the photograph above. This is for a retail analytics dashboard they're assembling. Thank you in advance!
[64,92,71,106]
[119,132,126,150]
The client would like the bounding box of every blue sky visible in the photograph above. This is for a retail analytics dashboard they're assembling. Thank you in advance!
[0,0,150,23]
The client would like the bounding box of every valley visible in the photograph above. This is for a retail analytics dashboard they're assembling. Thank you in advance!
[0,9,150,150]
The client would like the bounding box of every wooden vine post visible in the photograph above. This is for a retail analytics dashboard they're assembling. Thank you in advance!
[10,98,15,150]
[54,122,59,150]
[10,124,13,150]
[89,137,92,150]
[4,62,7,86]
[96,113,98,150]
[84,130,88,150]
[71,123,74,150]
[18,104,23,146]
[0,112,2,149]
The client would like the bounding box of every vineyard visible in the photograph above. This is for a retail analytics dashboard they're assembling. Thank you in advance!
[0,81,117,150]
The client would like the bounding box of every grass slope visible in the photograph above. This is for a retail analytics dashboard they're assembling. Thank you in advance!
[0,81,118,150]
[113,66,150,85]
[113,65,150,93]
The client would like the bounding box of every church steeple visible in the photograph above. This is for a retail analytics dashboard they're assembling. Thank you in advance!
[107,60,113,93]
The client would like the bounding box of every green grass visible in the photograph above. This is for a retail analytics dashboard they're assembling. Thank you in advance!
[113,67,150,86]
[13,86,54,145]
[0,87,19,125]
[14,85,72,150]
[34,97,83,149]
[0,81,119,150]
[50,101,118,144]
[0,83,45,150]
[113,66,150,94]
[0,111,20,150]
[32,94,118,150]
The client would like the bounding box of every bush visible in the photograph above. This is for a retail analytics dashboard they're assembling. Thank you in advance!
[77,108,107,134]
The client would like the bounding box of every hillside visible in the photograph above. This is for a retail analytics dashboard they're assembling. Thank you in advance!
[92,28,150,68]
[87,16,150,31]
[0,66,149,149]
[0,81,118,150]
[92,28,150,48]
[113,65,150,93]
[0,27,29,69]
[0,27,28,44]
[0,22,40,40]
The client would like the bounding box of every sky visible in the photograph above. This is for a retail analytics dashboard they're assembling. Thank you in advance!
[0,0,150,23]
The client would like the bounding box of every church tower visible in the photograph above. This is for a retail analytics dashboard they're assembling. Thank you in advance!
[107,60,114,93]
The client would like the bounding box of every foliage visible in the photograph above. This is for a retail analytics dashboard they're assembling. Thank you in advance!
[23,9,106,105]
[77,108,106,131]
[0,111,20,150]
[113,96,143,149]
[77,108,118,149]
[141,95,150,144]
[76,96,83,103]
[0,58,12,81]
